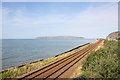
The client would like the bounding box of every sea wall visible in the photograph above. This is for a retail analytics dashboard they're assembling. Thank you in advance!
[1,43,89,74]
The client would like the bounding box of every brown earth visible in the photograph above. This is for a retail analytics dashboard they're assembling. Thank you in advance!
[16,40,104,80]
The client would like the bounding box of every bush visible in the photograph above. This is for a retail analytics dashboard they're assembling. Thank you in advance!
[82,40,120,78]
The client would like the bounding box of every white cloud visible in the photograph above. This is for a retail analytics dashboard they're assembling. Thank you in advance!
[2,0,119,2]
[0,3,2,39]
[67,3,118,38]
[2,2,118,38]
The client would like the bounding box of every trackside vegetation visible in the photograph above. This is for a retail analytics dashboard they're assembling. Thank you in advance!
[82,40,120,78]
[1,43,89,79]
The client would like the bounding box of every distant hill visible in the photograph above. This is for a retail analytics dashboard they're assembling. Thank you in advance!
[36,36,84,39]
[106,31,120,40]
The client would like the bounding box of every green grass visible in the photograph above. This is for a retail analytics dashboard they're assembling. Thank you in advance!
[1,44,89,79]
[1,54,66,78]
[82,40,120,78]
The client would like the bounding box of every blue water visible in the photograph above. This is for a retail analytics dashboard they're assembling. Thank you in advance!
[2,39,95,70]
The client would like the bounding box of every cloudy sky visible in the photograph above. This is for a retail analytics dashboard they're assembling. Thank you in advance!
[2,2,118,39]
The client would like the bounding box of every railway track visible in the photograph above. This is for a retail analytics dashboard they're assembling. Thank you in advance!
[17,40,104,80]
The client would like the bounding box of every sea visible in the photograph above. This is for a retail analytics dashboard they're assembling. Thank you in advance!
[1,39,96,70]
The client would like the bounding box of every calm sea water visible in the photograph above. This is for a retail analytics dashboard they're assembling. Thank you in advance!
[2,39,95,70]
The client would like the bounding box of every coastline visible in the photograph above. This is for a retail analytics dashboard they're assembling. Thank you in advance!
[1,43,90,75]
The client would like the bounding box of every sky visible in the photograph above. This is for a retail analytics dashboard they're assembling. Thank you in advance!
[1,2,118,39]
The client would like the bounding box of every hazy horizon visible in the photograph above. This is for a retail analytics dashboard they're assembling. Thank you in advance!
[1,2,118,39]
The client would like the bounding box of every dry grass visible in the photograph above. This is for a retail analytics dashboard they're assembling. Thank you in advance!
[1,44,89,79]
[71,53,89,78]
[71,40,104,78]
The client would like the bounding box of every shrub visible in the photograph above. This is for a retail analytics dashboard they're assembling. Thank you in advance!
[82,40,120,78]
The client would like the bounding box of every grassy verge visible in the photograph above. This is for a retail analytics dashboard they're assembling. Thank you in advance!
[1,43,89,79]
[81,40,120,78]
[71,40,104,78]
